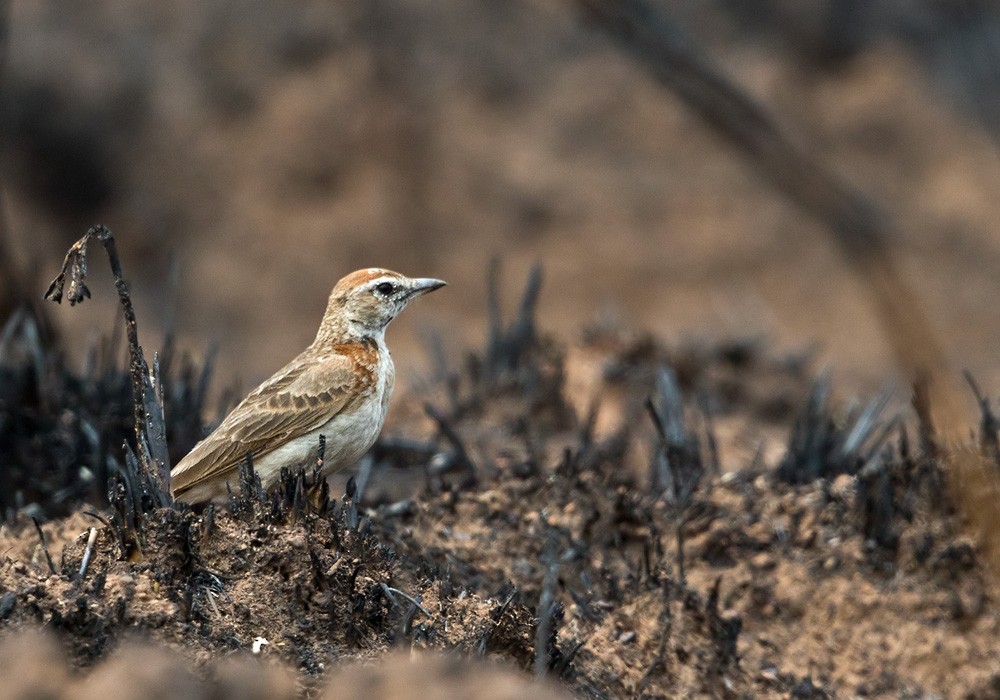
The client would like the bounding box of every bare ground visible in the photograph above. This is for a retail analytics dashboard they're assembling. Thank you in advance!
[2,312,999,698]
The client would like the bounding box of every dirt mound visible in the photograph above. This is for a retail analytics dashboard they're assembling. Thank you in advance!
[3,287,1000,697]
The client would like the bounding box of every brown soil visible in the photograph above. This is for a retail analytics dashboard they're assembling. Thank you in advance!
[3,322,999,698]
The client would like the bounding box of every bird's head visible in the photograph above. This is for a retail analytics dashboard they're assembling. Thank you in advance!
[318,268,446,343]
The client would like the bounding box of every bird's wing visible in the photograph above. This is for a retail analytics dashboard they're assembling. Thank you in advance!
[170,347,370,499]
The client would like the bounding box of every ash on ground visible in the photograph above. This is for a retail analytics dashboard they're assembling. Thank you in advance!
[1,300,998,699]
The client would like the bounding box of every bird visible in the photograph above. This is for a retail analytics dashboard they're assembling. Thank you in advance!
[170,268,446,504]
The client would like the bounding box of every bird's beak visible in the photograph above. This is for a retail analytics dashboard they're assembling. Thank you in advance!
[407,278,447,298]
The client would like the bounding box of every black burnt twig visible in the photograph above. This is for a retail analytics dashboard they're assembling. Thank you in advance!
[344,476,359,530]
[534,532,560,680]
[705,577,741,675]
[227,453,265,522]
[159,341,219,466]
[373,436,438,468]
[699,394,721,476]
[315,433,326,470]
[424,402,478,489]
[0,309,46,401]
[647,368,707,585]
[31,517,56,574]
[485,258,543,379]
[200,504,216,539]
[263,436,334,521]
[477,589,517,655]
[911,376,940,459]
[777,375,895,483]
[856,453,899,553]
[964,371,1000,466]
[380,583,430,617]
[44,225,171,508]
[647,367,704,506]
[110,443,154,554]
[554,639,585,678]
[777,375,834,483]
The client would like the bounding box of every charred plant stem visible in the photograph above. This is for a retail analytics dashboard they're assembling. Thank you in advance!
[44,225,171,505]
[424,402,477,487]
[478,591,516,655]
[78,527,98,579]
[380,583,430,617]
[964,371,1000,464]
[535,538,559,680]
[31,517,55,574]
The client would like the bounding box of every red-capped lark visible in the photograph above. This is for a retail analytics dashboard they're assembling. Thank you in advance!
[170,268,445,504]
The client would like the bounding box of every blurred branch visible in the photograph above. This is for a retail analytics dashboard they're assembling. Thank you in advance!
[575,0,943,379]
[574,0,1000,582]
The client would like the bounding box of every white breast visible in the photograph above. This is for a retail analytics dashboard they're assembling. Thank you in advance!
[253,338,395,489]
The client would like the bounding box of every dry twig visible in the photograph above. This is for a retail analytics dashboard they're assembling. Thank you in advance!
[45,225,171,508]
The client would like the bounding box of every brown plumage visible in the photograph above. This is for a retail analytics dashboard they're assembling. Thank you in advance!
[170,269,445,504]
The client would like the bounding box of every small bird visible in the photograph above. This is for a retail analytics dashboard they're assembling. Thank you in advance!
[170,268,445,504]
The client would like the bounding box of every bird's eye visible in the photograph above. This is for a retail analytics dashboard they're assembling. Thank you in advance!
[374,282,396,296]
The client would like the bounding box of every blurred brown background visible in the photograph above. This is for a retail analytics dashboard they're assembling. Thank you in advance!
[3,0,1000,395]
